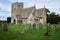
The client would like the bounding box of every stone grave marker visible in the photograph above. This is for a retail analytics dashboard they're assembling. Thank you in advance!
[3,23,8,32]
[28,24,32,32]
[20,24,24,34]
[39,23,42,30]
[33,23,36,30]
[47,23,51,32]
[45,23,51,36]
[0,23,2,27]
[53,24,57,31]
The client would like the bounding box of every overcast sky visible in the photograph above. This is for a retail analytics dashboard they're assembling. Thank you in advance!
[0,0,60,20]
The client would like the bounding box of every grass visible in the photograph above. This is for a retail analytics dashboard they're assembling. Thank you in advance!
[0,24,60,40]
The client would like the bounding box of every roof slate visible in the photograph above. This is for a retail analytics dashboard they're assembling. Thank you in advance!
[17,6,45,18]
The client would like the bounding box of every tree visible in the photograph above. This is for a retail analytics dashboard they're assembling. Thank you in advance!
[7,17,11,23]
[45,8,50,23]
[45,8,50,13]
[47,12,59,24]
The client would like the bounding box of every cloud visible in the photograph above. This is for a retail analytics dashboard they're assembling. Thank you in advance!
[0,2,11,12]
[10,0,60,9]
[0,2,11,20]
[0,12,5,20]
[0,11,11,20]
[0,3,2,7]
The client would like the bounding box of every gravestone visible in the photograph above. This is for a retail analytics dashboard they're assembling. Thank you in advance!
[2,24,4,28]
[20,24,24,34]
[39,23,42,30]
[28,24,32,32]
[53,24,57,31]
[45,23,51,36]
[51,25,53,30]
[3,23,8,32]
[0,23,2,27]
[33,23,36,30]
[47,23,51,32]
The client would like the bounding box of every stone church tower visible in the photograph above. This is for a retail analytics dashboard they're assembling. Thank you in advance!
[11,2,23,24]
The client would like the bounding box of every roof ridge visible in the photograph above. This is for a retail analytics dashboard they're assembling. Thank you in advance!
[24,6,36,9]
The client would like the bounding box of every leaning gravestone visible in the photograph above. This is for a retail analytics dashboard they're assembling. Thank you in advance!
[3,23,8,32]
[39,23,42,30]
[28,24,32,32]
[45,23,51,36]
[33,23,36,30]
[20,24,24,34]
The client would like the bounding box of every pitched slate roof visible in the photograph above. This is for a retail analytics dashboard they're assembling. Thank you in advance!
[16,6,45,19]
[35,8,44,17]
[21,6,35,18]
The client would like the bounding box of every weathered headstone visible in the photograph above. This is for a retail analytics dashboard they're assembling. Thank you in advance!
[45,23,51,36]
[51,24,53,30]
[47,23,51,32]
[33,23,36,30]
[53,24,57,31]
[0,23,2,27]
[39,23,42,30]
[20,24,24,34]
[28,24,32,32]
[2,23,4,28]
[3,23,8,32]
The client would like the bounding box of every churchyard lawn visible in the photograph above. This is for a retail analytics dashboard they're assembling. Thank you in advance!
[0,24,60,40]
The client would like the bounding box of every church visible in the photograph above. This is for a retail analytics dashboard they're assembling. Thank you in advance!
[11,2,46,25]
